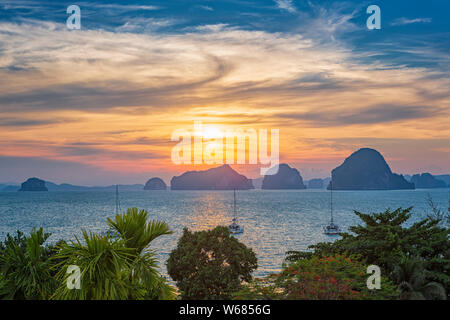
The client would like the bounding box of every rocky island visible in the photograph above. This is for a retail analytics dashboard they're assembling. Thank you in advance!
[170,165,254,190]
[18,178,48,192]
[329,148,414,190]
[143,178,167,190]
[410,173,447,188]
[435,175,450,187]
[307,178,324,189]
[262,164,307,189]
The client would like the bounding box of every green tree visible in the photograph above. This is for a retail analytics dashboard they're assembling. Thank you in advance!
[287,207,449,299]
[426,193,449,227]
[235,255,398,300]
[53,208,175,300]
[106,207,175,300]
[0,228,57,300]
[392,256,446,300]
[167,226,257,300]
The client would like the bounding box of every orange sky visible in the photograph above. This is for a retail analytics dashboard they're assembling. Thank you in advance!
[0,22,449,185]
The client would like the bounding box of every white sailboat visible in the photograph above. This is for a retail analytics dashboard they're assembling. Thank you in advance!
[324,179,340,235]
[229,189,244,234]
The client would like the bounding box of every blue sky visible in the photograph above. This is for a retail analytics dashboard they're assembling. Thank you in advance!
[1,1,449,76]
[0,1,449,185]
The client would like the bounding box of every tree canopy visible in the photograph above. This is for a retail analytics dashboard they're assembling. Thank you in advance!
[167,226,257,300]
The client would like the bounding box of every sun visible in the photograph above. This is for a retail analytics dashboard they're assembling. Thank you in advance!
[202,126,223,140]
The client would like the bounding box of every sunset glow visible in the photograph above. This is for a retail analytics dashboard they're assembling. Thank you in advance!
[0,1,448,185]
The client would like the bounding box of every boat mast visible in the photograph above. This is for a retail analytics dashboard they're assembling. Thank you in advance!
[233,189,237,220]
[115,184,120,215]
[330,178,334,224]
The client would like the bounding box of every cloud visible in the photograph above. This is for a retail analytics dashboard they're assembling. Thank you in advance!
[115,18,177,33]
[85,3,160,11]
[276,104,441,126]
[0,155,158,185]
[0,117,73,127]
[275,0,297,13]
[0,19,448,117]
[0,20,447,113]
[0,16,449,181]
[52,145,166,160]
[197,5,214,12]
[390,18,432,26]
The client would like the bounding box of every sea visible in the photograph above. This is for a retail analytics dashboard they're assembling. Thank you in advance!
[0,189,448,278]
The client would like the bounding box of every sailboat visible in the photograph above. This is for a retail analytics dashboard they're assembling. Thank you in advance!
[324,179,340,235]
[229,189,244,235]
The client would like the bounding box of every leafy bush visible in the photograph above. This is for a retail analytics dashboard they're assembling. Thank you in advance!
[167,226,257,300]
[236,254,398,300]
[0,228,57,300]
[53,208,175,300]
[392,256,446,300]
[0,208,174,300]
[287,207,449,299]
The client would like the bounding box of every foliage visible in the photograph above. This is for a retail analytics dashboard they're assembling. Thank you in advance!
[106,208,175,300]
[285,250,314,262]
[392,256,446,300]
[53,208,175,300]
[2,204,447,301]
[426,193,450,227]
[0,228,57,300]
[167,226,257,300]
[52,231,134,300]
[286,207,449,299]
[235,254,398,300]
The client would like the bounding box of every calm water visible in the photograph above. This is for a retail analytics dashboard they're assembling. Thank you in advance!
[0,189,448,278]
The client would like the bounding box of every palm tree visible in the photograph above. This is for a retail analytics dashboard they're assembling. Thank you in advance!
[0,228,56,300]
[392,257,446,300]
[52,230,134,300]
[53,208,175,300]
[107,207,174,299]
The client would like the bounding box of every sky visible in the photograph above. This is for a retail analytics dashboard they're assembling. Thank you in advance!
[0,0,449,185]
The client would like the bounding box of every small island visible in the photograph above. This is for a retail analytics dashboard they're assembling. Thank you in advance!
[308,178,324,189]
[170,164,254,190]
[329,148,414,190]
[410,173,447,189]
[18,178,48,192]
[143,178,167,190]
[262,164,307,189]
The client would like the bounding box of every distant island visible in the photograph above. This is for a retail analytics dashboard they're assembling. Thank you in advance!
[307,178,324,189]
[329,148,414,190]
[410,173,447,189]
[170,164,254,190]
[19,178,48,192]
[46,183,144,192]
[3,179,144,192]
[262,164,306,190]
[144,178,167,190]
[305,177,331,189]
[435,175,450,187]
[3,151,449,192]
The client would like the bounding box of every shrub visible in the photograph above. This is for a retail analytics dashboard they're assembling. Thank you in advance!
[236,255,398,300]
[52,208,175,300]
[167,226,257,299]
[0,228,57,300]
